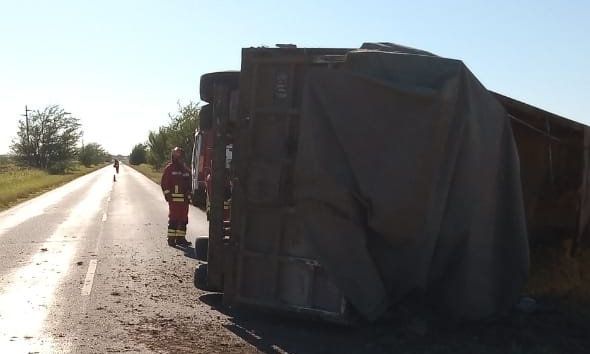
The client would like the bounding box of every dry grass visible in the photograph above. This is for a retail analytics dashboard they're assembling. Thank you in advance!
[129,163,162,184]
[0,161,105,211]
[526,241,590,318]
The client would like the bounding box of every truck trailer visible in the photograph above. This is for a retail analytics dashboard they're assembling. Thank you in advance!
[194,44,589,323]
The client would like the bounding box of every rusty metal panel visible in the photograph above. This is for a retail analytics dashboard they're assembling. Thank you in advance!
[496,92,588,252]
[226,47,353,322]
[245,160,284,205]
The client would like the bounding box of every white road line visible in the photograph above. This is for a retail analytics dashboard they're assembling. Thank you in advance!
[101,185,113,223]
[81,259,98,296]
[0,171,112,351]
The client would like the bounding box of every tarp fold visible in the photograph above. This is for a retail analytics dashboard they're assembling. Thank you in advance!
[295,49,530,320]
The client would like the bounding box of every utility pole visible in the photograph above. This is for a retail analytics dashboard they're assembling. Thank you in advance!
[21,105,33,164]
[22,105,32,144]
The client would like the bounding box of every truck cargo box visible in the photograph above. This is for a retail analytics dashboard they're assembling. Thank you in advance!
[198,44,590,323]
[495,93,590,254]
[226,47,355,322]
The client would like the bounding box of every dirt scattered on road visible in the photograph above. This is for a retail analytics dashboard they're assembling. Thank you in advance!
[62,237,590,354]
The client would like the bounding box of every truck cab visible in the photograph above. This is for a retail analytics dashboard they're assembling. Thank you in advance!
[190,126,213,209]
[191,101,233,220]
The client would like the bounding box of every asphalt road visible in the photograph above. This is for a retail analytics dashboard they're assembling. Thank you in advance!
[0,164,212,353]
[0,164,353,354]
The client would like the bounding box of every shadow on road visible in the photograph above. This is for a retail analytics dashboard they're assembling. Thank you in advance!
[199,293,357,354]
[182,245,197,260]
[166,244,197,260]
[198,293,590,354]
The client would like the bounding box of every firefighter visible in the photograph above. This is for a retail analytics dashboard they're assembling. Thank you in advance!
[160,147,192,247]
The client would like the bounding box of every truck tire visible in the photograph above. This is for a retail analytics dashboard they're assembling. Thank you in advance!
[200,71,240,103]
[206,191,210,221]
[199,104,213,131]
[194,263,210,291]
[194,236,209,261]
[192,186,206,209]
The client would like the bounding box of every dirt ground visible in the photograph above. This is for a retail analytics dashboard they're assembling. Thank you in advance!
[109,246,589,354]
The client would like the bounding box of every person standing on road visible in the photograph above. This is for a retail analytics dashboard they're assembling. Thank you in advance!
[113,159,120,182]
[160,147,192,247]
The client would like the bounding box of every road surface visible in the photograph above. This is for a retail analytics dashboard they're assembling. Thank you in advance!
[0,164,232,353]
[1,164,588,354]
[0,164,384,354]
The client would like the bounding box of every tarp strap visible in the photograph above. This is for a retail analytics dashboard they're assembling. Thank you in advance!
[508,114,561,142]
[572,127,590,255]
[545,117,555,185]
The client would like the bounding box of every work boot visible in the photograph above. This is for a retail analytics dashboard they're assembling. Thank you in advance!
[176,237,192,247]
[167,237,176,246]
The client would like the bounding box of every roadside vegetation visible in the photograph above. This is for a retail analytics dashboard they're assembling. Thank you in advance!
[128,101,198,184]
[129,143,148,165]
[130,163,162,184]
[129,101,199,170]
[79,142,110,167]
[1,104,112,210]
[0,158,105,210]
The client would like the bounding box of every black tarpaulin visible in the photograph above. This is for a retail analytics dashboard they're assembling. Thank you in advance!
[294,49,530,320]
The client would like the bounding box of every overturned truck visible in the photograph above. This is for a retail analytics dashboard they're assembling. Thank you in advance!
[195,44,589,323]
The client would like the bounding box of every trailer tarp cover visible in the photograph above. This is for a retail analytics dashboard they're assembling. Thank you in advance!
[295,48,530,320]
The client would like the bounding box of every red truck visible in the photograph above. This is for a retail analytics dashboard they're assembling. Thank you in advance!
[191,72,238,223]
[190,119,212,209]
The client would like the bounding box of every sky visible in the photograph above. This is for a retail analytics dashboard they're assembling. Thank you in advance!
[0,0,588,155]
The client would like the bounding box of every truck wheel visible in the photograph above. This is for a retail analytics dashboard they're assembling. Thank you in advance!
[192,186,206,209]
[193,186,202,208]
[194,263,209,291]
[200,71,240,103]
[199,104,213,131]
[198,186,206,208]
[194,236,209,261]
[206,192,210,221]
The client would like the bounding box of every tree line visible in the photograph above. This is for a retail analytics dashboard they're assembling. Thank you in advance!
[11,105,110,173]
[129,101,199,168]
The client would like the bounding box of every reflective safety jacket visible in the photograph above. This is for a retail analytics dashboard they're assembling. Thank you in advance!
[160,162,191,203]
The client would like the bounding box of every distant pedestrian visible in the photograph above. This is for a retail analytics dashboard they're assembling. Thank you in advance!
[160,147,192,247]
[112,159,120,182]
